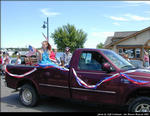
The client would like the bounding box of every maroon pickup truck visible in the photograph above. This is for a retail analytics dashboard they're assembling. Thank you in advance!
[5,48,150,112]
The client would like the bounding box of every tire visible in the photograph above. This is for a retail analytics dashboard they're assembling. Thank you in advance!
[128,97,150,112]
[19,84,39,107]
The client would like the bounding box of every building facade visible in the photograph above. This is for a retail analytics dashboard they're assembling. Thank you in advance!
[104,26,150,61]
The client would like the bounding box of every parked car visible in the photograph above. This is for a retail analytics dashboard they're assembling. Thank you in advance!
[10,57,26,65]
[10,58,17,64]
[4,48,150,112]
[130,60,144,69]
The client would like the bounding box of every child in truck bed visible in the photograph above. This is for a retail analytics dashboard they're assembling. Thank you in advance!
[35,41,58,67]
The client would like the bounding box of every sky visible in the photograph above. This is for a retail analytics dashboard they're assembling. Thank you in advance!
[1,1,150,49]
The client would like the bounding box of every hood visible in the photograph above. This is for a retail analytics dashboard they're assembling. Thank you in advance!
[121,68,150,81]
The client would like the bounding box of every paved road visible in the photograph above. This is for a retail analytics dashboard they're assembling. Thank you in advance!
[1,76,127,112]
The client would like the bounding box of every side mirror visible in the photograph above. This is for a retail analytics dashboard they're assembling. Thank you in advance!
[103,63,111,73]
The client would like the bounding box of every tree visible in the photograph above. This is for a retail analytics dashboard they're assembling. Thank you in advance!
[96,42,104,49]
[51,24,87,52]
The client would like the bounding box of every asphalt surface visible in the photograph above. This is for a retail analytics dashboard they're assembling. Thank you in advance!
[1,75,127,112]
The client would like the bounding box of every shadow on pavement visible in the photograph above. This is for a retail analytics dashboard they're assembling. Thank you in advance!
[1,93,128,112]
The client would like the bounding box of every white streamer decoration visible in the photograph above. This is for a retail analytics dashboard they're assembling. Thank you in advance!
[5,68,37,78]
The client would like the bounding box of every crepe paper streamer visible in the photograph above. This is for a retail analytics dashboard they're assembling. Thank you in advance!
[5,64,150,87]
[72,68,150,89]
[136,69,150,73]
[38,63,69,71]
[72,68,121,89]
[5,64,69,78]
[50,58,57,62]
[120,73,150,85]
[38,62,59,68]
[5,68,37,78]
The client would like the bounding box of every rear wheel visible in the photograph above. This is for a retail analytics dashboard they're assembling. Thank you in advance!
[19,84,39,107]
[128,97,150,112]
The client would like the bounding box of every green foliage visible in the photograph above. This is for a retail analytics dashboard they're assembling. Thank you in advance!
[96,42,104,49]
[51,24,87,52]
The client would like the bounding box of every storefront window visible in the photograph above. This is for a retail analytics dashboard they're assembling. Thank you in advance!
[118,48,141,59]
[127,49,135,58]
[135,48,141,58]
[118,48,123,55]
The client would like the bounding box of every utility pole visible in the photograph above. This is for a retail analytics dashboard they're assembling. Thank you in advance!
[42,17,49,42]
[47,17,49,42]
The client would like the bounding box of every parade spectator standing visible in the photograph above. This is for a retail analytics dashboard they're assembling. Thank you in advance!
[2,52,10,74]
[0,51,2,65]
[3,52,10,65]
[125,53,130,62]
[122,53,130,62]
[15,53,21,65]
[60,47,72,68]
[0,51,3,75]
[143,51,149,67]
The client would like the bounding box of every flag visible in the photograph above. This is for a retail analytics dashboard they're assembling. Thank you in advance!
[25,45,36,57]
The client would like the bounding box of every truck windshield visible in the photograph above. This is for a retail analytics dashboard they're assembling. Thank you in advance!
[101,50,135,70]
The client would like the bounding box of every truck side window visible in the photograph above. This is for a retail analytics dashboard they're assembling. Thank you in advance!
[78,51,107,71]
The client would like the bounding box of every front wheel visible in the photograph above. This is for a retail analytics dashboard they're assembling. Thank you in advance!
[128,97,150,112]
[19,84,39,107]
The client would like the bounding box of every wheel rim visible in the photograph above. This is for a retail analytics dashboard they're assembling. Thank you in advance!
[22,89,32,104]
[135,103,150,112]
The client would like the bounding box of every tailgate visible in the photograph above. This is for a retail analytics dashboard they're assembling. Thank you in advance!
[5,65,37,89]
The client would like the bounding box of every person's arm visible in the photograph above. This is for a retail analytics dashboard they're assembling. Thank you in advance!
[36,49,42,61]
[68,53,72,64]
[29,46,42,61]
[60,53,65,67]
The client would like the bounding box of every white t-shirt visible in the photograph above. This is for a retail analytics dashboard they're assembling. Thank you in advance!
[61,52,72,66]
[16,59,21,64]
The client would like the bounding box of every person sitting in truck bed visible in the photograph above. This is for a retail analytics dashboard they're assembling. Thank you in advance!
[60,47,72,68]
[15,53,21,65]
[35,41,57,67]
